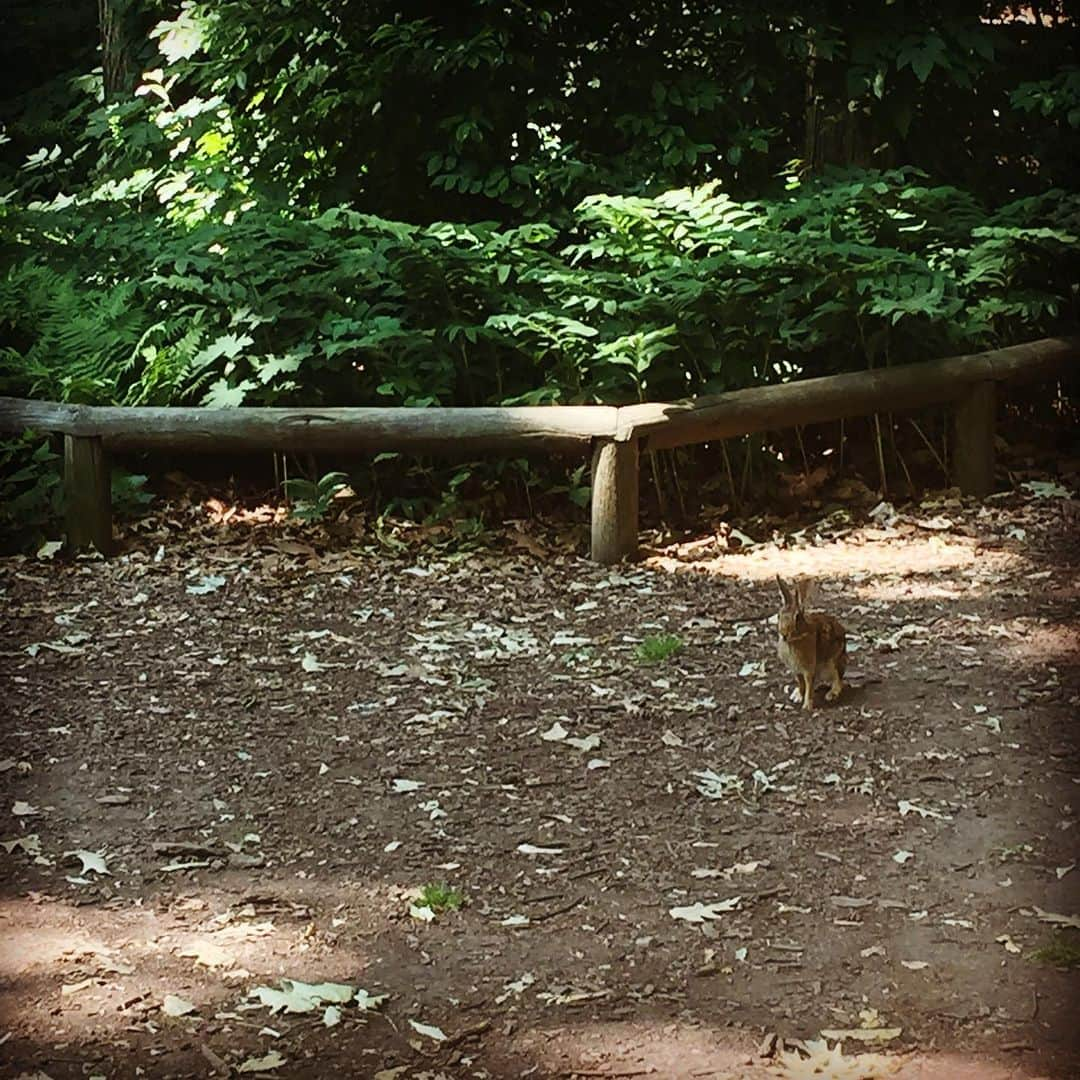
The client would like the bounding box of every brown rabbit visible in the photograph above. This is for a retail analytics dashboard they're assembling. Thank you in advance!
[775,576,847,710]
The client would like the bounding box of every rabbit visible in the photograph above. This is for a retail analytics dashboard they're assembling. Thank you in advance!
[775,575,847,710]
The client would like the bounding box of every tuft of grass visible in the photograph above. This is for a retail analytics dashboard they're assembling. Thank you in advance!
[1028,933,1080,969]
[634,633,684,665]
[416,882,464,913]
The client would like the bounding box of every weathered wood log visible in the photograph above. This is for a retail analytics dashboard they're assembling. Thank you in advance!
[952,381,996,497]
[64,435,112,554]
[615,336,1078,449]
[0,400,619,455]
[590,438,639,564]
[1,335,1074,564]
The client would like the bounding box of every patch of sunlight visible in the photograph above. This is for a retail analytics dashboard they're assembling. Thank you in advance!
[514,1018,1055,1080]
[1002,622,1080,666]
[203,498,290,526]
[649,536,1020,583]
[0,892,373,1040]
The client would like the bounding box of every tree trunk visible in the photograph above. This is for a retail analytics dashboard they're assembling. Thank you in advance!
[99,0,135,101]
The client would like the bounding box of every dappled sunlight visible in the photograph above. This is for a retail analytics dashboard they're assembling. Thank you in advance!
[0,886,381,1044]
[202,497,289,527]
[2,490,1077,1077]
[514,1017,1053,1079]
[515,1018,768,1078]
[1001,622,1080,668]
[647,535,1020,583]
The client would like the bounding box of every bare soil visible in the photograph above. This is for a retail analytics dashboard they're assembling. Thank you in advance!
[1,485,1078,1080]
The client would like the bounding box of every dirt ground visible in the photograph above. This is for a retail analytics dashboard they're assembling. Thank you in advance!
[1,483,1078,1080]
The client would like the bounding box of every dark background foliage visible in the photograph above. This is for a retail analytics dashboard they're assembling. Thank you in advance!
[0,2,1077,545]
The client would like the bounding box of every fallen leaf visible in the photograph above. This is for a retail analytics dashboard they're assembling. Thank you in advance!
[516,843,563,856]
[408,1018,447,1042]
[777,1037,902,1077]
[568,735,601,752]
[1032,907,1080,930]
[64,850,110,876]
[1,834,41,856]
[1022,480,1070,499]
[179,942,233,968]
[354,988,388,1011]
[186,575,226,595]
[163,994,197,1017]
[669,898,740,923]
[237,1051,285,1073]
[897,799,952,821]
[251,979,357,1015]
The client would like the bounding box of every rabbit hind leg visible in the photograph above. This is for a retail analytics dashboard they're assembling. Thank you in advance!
[824,659,844,702]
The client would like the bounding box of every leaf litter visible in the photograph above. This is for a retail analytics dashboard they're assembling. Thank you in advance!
[1,478,1078,1076]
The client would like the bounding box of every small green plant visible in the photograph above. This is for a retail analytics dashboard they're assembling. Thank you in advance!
[0,434,63,553]
[634,633,684,664]
[283,470,352,522]
[111,469,155,518]
[416,882,464,914]
[549,463,592,509]
[1028,933,1080,969]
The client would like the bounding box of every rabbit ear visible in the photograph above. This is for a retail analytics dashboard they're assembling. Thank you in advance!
[796,577,813,606]
[776,575,795,606]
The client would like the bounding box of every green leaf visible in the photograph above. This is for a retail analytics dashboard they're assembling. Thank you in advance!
[202,379,255,408]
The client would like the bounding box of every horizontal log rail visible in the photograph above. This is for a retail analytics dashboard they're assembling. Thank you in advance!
[615,336,1078,449]
[0,400,619,455]
[1,335,1075,563]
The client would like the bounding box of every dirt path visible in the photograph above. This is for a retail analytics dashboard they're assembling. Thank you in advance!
[1,487,1078,1079]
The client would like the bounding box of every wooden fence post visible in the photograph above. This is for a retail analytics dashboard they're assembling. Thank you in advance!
[952,381,996,497]
[590,437,639,564]
[64,435,112,554]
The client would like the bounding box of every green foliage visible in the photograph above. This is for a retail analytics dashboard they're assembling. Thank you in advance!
[0,434,62,553]
[548,464,591,509]
[415,882,464,914]
[1028,933,1080,970]
[0,3,1076,519]
[2,173,1076,414]
[111,469,154,517]
[283,471,351,523]
[634,633,684,665]
[0,433,154,552]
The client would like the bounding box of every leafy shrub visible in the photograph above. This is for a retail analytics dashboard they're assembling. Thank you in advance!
[0,434,62,552]
[2,172,1076,415]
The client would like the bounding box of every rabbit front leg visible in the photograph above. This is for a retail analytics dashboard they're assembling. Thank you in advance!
[801,672,815,711]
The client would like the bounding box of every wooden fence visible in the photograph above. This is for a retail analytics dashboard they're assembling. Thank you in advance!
[1,335,1075,562]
